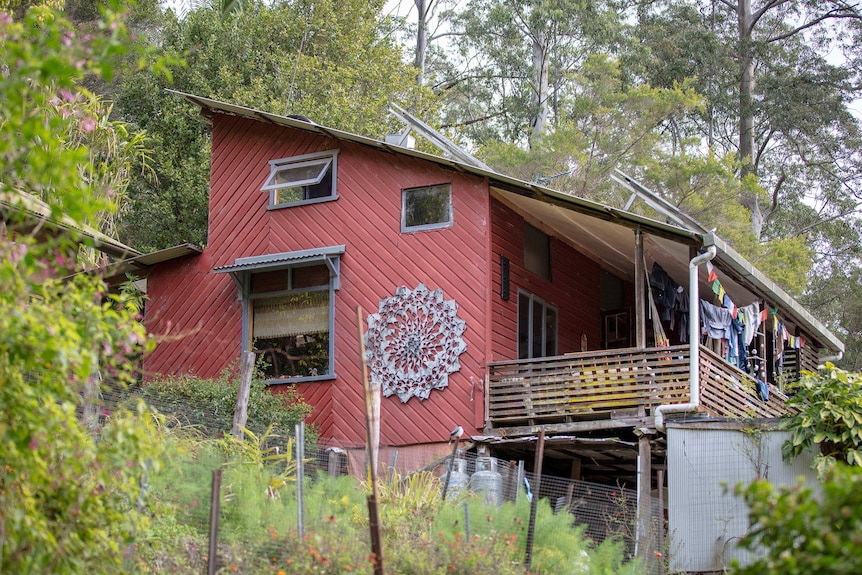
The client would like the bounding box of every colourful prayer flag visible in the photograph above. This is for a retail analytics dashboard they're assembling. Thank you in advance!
[707,262,718,283]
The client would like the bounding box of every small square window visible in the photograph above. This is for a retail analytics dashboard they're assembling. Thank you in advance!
[262,150,338,208]
[402,184,452,232]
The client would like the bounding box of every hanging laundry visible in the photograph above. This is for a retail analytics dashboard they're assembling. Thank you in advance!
[738,302,761,346]
[677,286,689,343]
[650,262,679,322]
[729,317,747,370]
[700,299,733,340]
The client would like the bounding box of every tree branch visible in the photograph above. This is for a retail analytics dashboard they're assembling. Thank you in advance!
[716,0,738,14]
[439,110,508,129]
[762,171,785,223]
[751,0,790,30]
[767,9,862,44]
[793,203,862,237]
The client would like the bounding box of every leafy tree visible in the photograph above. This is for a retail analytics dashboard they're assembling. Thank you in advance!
[0,4,165,573]
[731,464,862,575]
[781,363,862,473]
[630,1,862,238]
[115,0,435,252]
[444,0,623,147]
[479,55,703,197]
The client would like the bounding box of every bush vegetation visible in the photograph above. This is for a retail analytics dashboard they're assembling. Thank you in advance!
[134,423,642,575]
[136,368,311,438]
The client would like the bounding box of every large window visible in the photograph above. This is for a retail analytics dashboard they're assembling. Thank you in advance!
[215,246,343,383]
[261,150,338,209]
[518,291,558,359]
[402,183,452,232]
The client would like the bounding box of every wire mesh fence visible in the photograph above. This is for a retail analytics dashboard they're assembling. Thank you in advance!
[83,384,665,574]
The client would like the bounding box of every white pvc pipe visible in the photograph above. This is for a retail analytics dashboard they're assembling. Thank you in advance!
[820,351,843,364]
[655,246,717,431]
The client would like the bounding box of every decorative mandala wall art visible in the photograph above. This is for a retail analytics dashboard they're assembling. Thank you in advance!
[365,283,467,403]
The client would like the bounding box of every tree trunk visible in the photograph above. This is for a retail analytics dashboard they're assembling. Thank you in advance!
[738,0,755,176]
[415,0,428,85]
[530,33,549,146]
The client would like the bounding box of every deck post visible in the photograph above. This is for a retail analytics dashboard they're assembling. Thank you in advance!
[635,429,655,564]
[635,227,646,349]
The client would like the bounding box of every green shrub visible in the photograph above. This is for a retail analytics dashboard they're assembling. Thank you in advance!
[731,464,862,575]
[138,368,311,438]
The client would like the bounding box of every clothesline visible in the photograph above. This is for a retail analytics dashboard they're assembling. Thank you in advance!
[705,259,805,349]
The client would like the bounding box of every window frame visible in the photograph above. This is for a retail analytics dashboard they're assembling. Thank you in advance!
[517,290,558,360]
[401,183,453,233]
[215,247,343,384]
[262,149,339,210]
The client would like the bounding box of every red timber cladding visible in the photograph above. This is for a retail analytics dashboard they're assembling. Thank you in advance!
[489,198,603,360]
[146,113,489,452]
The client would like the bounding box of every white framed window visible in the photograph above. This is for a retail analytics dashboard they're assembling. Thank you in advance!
[401,183,453,232]
[214,246,344,383]
[518,291,558,359]
[261,150,338,209]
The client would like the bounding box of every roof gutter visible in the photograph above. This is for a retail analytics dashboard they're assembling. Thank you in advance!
[655,246,716,432]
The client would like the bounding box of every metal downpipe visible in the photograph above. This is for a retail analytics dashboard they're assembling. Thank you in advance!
[655,246,717,431]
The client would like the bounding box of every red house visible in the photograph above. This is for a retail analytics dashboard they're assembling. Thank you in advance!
[141,92,843,484]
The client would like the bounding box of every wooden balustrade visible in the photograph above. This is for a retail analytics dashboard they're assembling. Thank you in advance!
[486,344,792,429]
[698,345,793,419]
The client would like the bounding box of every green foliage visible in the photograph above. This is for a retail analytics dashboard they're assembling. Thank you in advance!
[480,54,703,200]
[140,444,640,575]
[731,464,862,575]
[0,5,167,573]
[138,369,311,437]
[781,363,862,473]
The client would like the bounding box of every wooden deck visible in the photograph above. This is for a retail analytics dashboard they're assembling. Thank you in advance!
[486,344,792,434]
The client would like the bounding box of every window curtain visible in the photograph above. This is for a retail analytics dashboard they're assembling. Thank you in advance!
[252,291,328,338]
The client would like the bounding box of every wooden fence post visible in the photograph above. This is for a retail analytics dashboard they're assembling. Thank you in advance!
[231,351,255,439]
[207,469,222,575]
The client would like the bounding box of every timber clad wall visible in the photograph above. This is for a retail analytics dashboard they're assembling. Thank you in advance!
[489,198,603,361]
[146,115,489,451]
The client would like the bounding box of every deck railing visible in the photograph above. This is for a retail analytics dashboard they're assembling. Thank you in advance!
[486,344,792,428]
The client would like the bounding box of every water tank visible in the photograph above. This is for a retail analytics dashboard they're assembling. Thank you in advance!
[471,457,503,505]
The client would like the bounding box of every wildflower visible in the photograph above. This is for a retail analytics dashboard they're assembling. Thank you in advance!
[277,571,287,575]
[653,550,663,558]
[229,565,237,572]
[81,116,96,133]
[327,514,336,524]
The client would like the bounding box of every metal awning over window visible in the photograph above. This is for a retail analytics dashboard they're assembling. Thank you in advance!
[214,245,345,291]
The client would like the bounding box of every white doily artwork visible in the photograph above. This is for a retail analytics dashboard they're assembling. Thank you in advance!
[365,283,467,403]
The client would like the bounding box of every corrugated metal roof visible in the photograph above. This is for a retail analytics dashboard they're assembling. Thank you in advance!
[214,245,346,274]
[98,243,203,282]
[1,190,141,259]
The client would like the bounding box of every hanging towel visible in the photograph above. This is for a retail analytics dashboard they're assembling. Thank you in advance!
[739,302,761,346]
